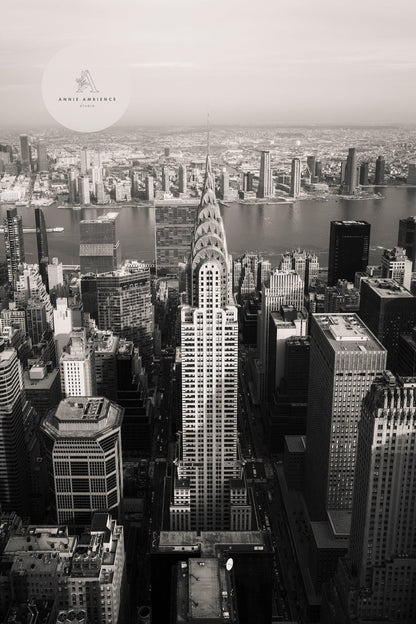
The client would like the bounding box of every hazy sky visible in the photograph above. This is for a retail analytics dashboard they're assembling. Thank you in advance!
[1,0,416,127]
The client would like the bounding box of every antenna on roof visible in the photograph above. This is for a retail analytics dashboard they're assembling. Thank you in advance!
[207,112,210,156]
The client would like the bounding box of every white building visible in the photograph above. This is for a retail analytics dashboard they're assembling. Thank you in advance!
[170,155,250,532]
[381,246,412,290]
[59,327,96,397]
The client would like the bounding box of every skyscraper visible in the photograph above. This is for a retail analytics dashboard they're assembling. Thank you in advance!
[81,261,154,372]
[359,161,369,185]
[59,327,97,397]
[328,220,370,286]
[78,175,90,205]
[280,249,319,293]
[34,207,49,290]
[374,154,385,185]
[305,314,386,520]
[37,140,48,172]
[257,150,273,198]
[154,202,197,275]
[145,175,154,201]
[161,165,170,192]
[0,345,31,517]
[79,212,121,275]
[41,396,124,530]
[290,158,301,198]
[170,155,250,531]
[381,246,412,290]
[397,215,416,270]
[343,147,357,195]
[19,134,31,174]
[307,155,316,178]
[358,277,416,373]
[178,164,187,194]
[68,169,78,204]
[325,373,416,623]
[3,207,25,284]
[258,268,305,400]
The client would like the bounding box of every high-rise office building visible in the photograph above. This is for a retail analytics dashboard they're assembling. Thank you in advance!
[19,134,31,174]
[397,215,416,270]
[324,373,416,624]
[154,202,197,275]
[343,148,357,195]
[23,363,61,421]
[258,268,304,400]
[59,327,97,397]
[328,220,370,286]
[290,158,301,198]
[81,261,153,371]
[407,163,416,184]
[3,207,25,284]
[93,330,119,400]
[37,140,48,172]
[0,346,32,517]
[34,207,49,290]
[305,314,386,521]
[170,155,250,531]
[315,160,322,180]
[41,396,124,530]
[178,164,187,194]
[381,246,412,290]
[78,175,90,205]
[359,161,369,185]
[307,155,316,178]
[374,154,385,185]
[79,212,121,275]
[280,249,319,293]
[68,169,78,204]
[47,257,64,294]
[145,175,154,201]
[14,263,54,328]
[161,165,170,192]
[220,167,231,199]
[80,147,90,175]
[359,277,416,373]
[257,150,273,198]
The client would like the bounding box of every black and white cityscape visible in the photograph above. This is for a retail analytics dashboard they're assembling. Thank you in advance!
[1,1,416,623]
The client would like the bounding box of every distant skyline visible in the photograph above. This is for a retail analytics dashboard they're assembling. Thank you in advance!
[1,0,416,128]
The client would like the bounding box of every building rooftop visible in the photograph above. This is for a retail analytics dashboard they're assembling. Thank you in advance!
[80,212,119,224]
[313,314,386,353]
[23,367,60,390]
[0,348,16,364]
[42,397,123,437]
[362,278,414,298]
[327,510,351,538]
[331,220,369,226]
[157,530,271,556]
[310,520,349,550]
[4,526,76,556]
[285,435,306,454]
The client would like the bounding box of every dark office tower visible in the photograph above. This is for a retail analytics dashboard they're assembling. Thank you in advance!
[358,278,416,373]
[37,140,48,172]
[315,160,322,180]
[19,134,31,174]
[178,164,187,193]
[164,147,170,157]
[82,261,154,372]
[161,165,170,192]
[34,207,49,290]
[328,220,370,286]
[155,202,197,275]
[359,161,369,185]
[397,215,416,270]
[3,207,25,284]
[23,363,61,421]
[324,374,416,624]
[257,150,273,198]
[290,158,301,198]
[343,148,357,195]
[79,212,121,275]
[0,346,31,517]
[307,155,316,178]
[305,314,386,521]
[340,160,347,184]
[374,154,385,185]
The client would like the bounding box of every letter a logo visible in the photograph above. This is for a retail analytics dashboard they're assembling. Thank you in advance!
[75,69,99,93]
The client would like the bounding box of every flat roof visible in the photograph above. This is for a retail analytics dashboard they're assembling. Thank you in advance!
[285,435,306,453]
[157,530,270,555]
[42,397,123,437]
[24,367,59,390]
[363,278,414,298]
[313,314,386,353]
[327,510,352,538]
[189,559,221,619]
[310,521,349,550]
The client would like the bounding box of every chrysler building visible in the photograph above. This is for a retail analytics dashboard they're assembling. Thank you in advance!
[170,155,251,531]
